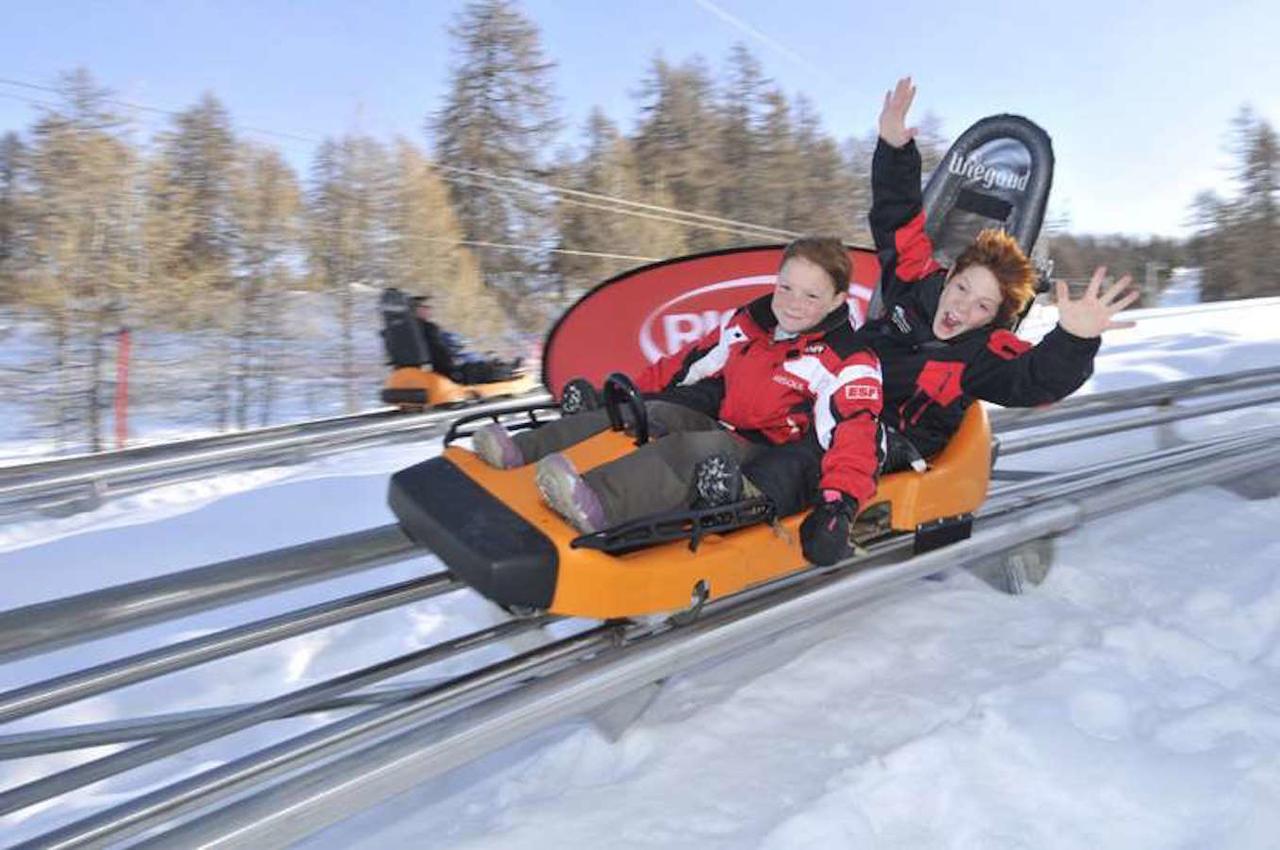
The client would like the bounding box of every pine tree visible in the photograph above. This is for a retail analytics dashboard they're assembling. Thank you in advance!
[432,0,561,319]
[632,56,722,252]
[384,140,505,346]
[790,95,856,238]
[0,132,26,299]
[140,146,198,320]
[553,109,687,301]
[1230,108,1278,297]
[24,69,139,451]
[1189,189,1230,301]
[230,142,301,427]
[160,94,236,289]
[307,135,389,413]
[154,92,238,427]
[755,88,799,231]
[1188,108,1279,300]
[716,44,769,240]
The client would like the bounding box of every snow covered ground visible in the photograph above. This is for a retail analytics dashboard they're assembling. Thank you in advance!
[3,283,1280,848]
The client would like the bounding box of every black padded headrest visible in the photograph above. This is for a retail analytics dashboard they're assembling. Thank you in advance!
[380,288,432,368]
[921,114,1054,267]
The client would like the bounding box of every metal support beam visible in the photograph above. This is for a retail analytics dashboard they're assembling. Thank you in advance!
[125,503,1085,850]
[0,393,551,515]
[0,573,459,726]
[125,439,1280,850]
[989,364,1280,431]
[0,678,461,761]
[0,616,555,819]
[18,626,620,850]
[998,388,1280,455]
[0,524,416,663]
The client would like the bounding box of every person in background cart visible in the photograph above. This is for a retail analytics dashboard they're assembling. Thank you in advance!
[411,296,521,385]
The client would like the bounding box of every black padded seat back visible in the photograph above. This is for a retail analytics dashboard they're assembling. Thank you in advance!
[380,288,432,368]
[922,114,1054,268]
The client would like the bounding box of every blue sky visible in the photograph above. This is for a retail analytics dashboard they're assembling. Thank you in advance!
[1,0,1276,238]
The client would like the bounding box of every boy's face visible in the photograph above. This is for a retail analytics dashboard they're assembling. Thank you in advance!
[933,265,1001,339]
[772,256,845,334]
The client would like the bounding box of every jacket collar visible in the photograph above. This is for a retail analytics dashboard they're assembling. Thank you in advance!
[745,293,851,339]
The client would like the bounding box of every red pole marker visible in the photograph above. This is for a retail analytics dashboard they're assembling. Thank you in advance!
[115,328,131,449]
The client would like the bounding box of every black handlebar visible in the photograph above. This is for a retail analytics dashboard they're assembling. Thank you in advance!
[601,372,649,447]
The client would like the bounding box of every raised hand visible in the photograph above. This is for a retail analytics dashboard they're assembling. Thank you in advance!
[879,76,918,148]
[1054,266,1140,338]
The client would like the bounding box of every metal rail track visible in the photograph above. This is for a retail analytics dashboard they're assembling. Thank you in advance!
[3,365,1278,519]
[1,378,1278,847]
[4,367,1275,668]
[0,391,552,518]
[0,408,406,481]
[8,424,1278,849]
[9,418,1277,763]
[150,432,1276,850]
[987,364,1280,431]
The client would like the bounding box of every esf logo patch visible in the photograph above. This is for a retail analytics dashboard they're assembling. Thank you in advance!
[844,384,881,401]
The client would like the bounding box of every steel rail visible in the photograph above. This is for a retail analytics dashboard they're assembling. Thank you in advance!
[983,426,1280,518]
[19,430,1280,849]
[125,437,1280,850]
[997,386,1280,455]
[4,364,1276,517]
[0,677,488,760]
[988,364,1280,431]
[14,625,623,850]
[0,615,556,818]
[0,391,552,514]
[8,372,1269,666]
[0,524,914,760]
[0,573,461,726]
[0,408,405,482]
[4,363,1265,485]
[3,415,1275,734]
[987,424,1280,510]
[0,524,416,664]
[6,423,1272,754]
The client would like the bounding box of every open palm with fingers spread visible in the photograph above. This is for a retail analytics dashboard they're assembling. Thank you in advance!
[879,76,918,148]
[1055,266,1140,338]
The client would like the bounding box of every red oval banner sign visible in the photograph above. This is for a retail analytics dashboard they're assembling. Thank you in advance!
[542,244,881,396]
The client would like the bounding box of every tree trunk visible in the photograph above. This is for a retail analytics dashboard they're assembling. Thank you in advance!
[86,303,105,452]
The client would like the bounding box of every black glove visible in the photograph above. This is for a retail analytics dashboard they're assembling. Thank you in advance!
[800,490,857,565]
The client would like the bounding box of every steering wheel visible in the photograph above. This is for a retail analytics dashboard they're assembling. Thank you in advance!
[601,372,649,447]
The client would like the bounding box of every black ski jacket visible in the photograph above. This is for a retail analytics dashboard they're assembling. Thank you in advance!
[863,138,1100,459]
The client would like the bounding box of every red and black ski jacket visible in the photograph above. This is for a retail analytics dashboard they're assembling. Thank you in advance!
[865,138,1101,459]
[635,295,884,507]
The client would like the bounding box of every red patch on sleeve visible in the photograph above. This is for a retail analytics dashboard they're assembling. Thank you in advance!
[894,212,943,282]
[834,379,882,417]
[916,360,965,406]
[987,329,1032,360]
